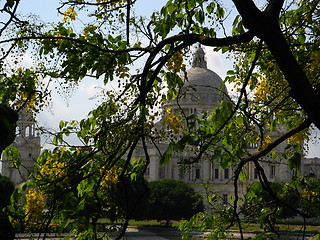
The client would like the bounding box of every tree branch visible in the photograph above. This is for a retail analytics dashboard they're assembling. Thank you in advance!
[264,0,285,20]
[228,117,312,231]
[247,118,311,162]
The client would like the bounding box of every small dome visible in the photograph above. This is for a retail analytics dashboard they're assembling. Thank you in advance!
[164,46,228,112]
[185,67,226,92]
[176,68,228,110]
[192,46,207,68]
[18,108,34,121]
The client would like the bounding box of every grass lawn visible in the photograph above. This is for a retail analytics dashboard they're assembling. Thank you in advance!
[125,220,320,237]
[229,222,319,233]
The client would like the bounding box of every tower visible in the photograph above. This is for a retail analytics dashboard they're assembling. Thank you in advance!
[1,108,41,186]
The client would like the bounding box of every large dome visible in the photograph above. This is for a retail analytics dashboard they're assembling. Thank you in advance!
[164,46,228,113]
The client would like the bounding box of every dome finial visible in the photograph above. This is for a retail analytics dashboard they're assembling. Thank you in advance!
[192,44,207,68]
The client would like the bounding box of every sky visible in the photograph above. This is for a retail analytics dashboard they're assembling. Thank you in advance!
[17,0,170,140]
[15,0,320,157]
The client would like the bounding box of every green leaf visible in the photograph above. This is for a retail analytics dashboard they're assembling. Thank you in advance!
[206,2,216,14]
[220,153,230,169]
[195,10,205,24]
[211,148,222,162]
[161,143,173,165]
[239,169,248,181]
[236,115,244,125]
[298,32,306,44]
[3,146,21,168]
[233,15,245,35]
[59,120,65,129]
[288,152,301,170]
[215,3,225,19]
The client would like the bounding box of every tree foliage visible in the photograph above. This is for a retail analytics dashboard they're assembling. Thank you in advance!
[0,175,15,240]
[0,0,319,239]
[0,0,47,155]
[143,179,204,223]
[242,182,300,229]
[242,180,320,235]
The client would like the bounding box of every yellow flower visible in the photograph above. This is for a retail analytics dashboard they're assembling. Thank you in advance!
[83,25,97,40]
[53,33,65,44]
[166,108,172,114]
[163,114,185,134]
[166,51,186,73]
[38,157,66,181]
[301,189,317,203]
[287,129,308,145]
[25,189,45,221]
[258,136,272,150]
[100,167,120,188]
[62,7,77,22]
[115,66,130,78]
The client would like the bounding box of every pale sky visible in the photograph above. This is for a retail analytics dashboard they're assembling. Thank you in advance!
[17,0,171,142]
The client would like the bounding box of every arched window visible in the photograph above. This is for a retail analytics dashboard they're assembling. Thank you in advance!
[25,126,30,137]
[30,124,34,136]
[270,165,276,178]
[16,126,20,136]
[224,168,229,179]
[195,168,200,179]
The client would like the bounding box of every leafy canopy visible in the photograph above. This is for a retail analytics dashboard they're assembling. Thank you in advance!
[0,0,319,239]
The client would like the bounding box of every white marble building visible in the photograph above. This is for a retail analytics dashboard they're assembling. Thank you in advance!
[1,108,41,186]
[132,46,310,204]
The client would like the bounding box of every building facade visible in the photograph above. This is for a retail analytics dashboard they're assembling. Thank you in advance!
[1,108,41,186]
